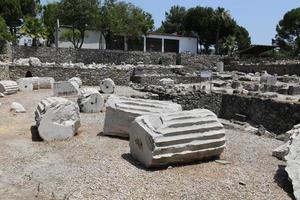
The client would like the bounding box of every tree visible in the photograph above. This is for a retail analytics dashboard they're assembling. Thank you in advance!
[43,2,60,45]
[161,5,186,35]
[60,0,99,48]
[0,0,22,35]
[184,6,216,53]
[60,28,82,48]
[275,7,300,55]
[0,16,12,41]
[235,25,251,50]
[98,1,153,51]
[213,7,232,55]
[20,16,45,46]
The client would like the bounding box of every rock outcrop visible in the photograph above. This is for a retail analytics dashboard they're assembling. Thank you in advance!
[103,95,182,137]
[100,78,115,94]
[35,97,81,141]
[78,88,104,113]
[0,80,19,95]
[129,109,226,168]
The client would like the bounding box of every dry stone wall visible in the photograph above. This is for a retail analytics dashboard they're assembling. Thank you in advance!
[12,46,177,65]
[0,66,9,80]
[9,65,132,86]
[157,90,300,134]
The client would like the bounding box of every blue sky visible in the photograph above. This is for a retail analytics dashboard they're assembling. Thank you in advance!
[41,0,300,45]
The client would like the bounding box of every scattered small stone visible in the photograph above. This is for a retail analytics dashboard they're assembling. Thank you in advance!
[0,93,4,98]
[239,181,246,186]
[10,102,26,113]
[215,160,232,165]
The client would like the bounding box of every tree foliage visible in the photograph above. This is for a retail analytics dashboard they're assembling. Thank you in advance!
[20,16,45,46]
[161,5,186,35]
[59,0,99,48]
[0,16,12,41]
[98,0,153,50]
[42,2,60,45]
[275,7,300,55]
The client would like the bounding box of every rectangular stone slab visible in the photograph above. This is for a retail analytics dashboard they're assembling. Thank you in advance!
[103,95,182,138]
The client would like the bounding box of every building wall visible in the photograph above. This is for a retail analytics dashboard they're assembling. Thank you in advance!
[147,34,197,54]
[58,28,106,49]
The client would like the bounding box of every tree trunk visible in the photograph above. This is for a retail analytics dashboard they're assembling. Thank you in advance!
[215,26,220,55]
[79,30,85,49]
[124,36,128,51]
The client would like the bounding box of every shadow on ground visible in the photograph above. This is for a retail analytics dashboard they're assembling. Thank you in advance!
[274,165,295,200]
[30,125,43,142]
[122,153,219,172]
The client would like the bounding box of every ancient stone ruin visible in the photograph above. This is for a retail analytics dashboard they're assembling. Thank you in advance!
[78,88,104,113]
[103,95,182,137]
[100,78,115,94]
[68,77,82,88]
[0,80,19,95]
[53,81,80,97]
[129,109,226,168]
[35,97,81,141]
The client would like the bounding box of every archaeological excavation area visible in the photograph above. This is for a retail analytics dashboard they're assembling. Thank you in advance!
[0,46,300,199]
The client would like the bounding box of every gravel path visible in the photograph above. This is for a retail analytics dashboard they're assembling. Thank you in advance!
[0,87,293,200]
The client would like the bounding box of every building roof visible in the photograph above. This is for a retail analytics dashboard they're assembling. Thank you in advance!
[238,45,278,56]
[147,32,197,39]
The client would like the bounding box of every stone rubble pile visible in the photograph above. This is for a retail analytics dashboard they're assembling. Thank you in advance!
[35,97,81,141]
[68,77,82,88]
[129,109,226,168]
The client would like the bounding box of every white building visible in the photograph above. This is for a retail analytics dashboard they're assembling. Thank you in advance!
[56,27,198,54]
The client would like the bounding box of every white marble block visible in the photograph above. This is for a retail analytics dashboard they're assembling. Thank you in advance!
[0,80,19,95]
[35,97,81,141]
[100,78,115,94]
[17,77,39,91]
[285,128,300,199]
[39,77,55,89]
[69,77,82,88]
[129,109,226,168]
[53,81,80,97]
[78,88,104,113]
[103,95,182,138]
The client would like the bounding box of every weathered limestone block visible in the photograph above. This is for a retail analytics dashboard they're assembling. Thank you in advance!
[159,78,174,86]
[100,78,115,94]
[0,80,19,95]
[103,95,182,137]
[29,57,42,67]
[69,77,82,88]
[285,129,300,199]
[39,77,55,89]
[129,109,226,168]
[35,97,81,141]
[53,81,80,97]
[78,88,104,113]
[17,77,39,91]
[272,143,288,161]
[10,102,26,113]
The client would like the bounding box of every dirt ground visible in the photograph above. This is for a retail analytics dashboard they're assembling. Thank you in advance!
[0,86,294,200]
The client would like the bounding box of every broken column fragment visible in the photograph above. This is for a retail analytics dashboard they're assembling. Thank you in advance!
[53,81,80,97]
[39,77,55,89]
[17,77,39,92]
[35,97,81,141]
[78,88,104,113]
[100,78,115,94]
[0,80,19,95]
[68,77,82,88]
[129,109,226,168]
[103,95,182,138]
